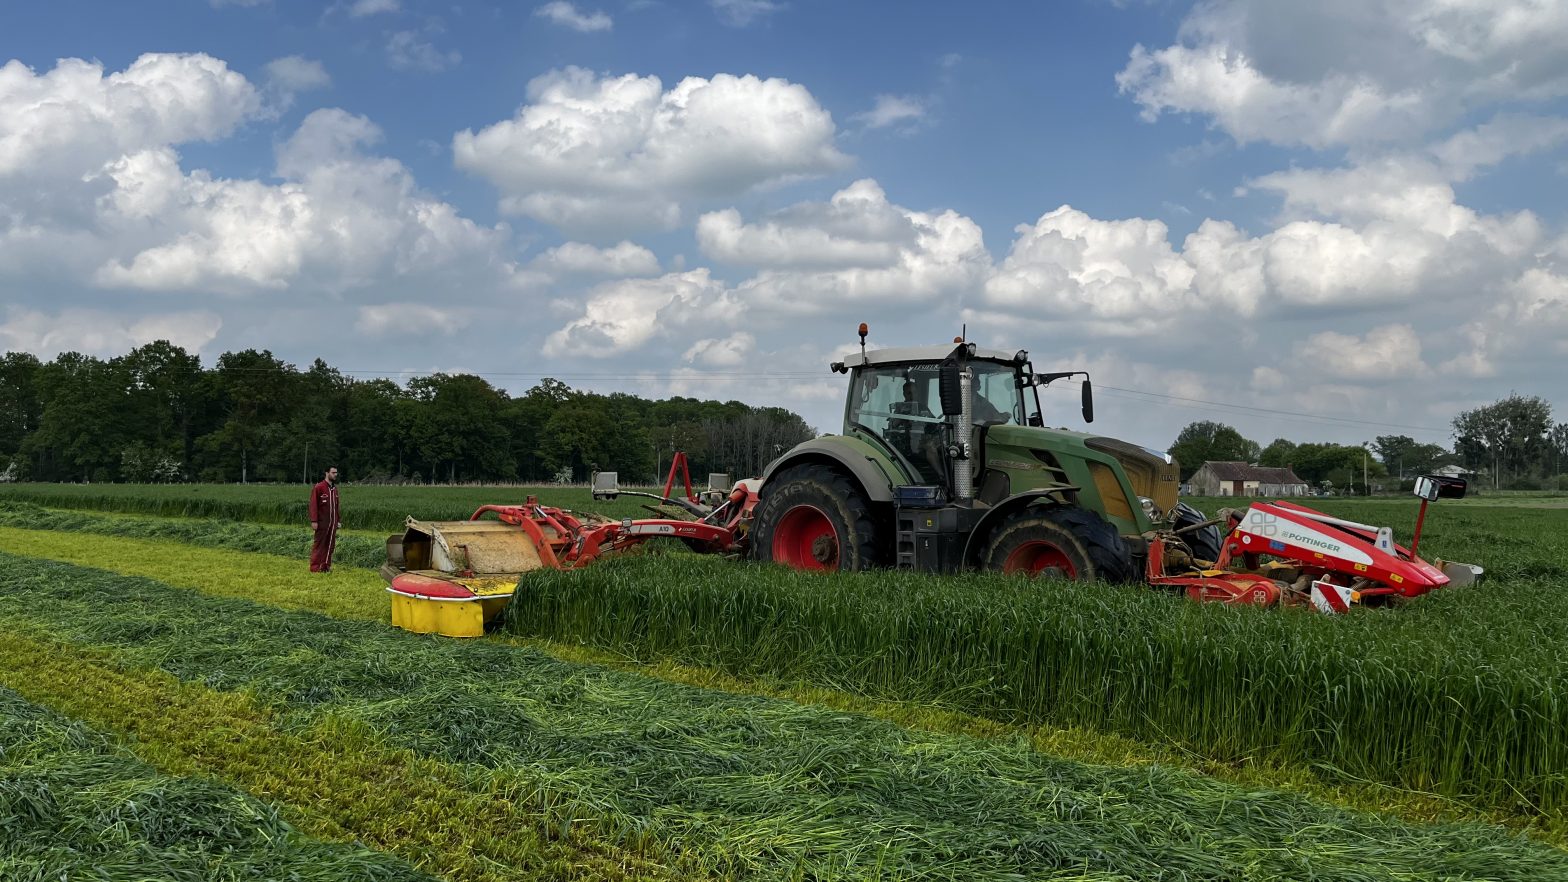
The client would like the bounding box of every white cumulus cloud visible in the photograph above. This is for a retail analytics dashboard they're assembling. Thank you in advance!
[386,30,461,72]
[357,302,469,336]
[453,67,848,234]
[1295,324,1429,380]
[854,95,926,130]
[265,56,331,93]
[349,0,399,16]
[1116,0,1568,148]
[0,54,262,181]
[0,307,222,358]
[535,2,612,32]
[89,108,507,295]
[530,241,660,276]
[711,0,783,27]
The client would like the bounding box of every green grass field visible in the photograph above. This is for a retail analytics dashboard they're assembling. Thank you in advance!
[3,484,1568,880]
[0,481,664,531]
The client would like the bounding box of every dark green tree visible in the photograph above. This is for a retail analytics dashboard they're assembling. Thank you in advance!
[1168,421,1257,481]
[0,352,42,471]
[21,353,127,482]
[1258,438,1297,468]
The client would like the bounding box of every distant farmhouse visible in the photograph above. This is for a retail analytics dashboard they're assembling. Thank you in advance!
[1190,461,1310,497]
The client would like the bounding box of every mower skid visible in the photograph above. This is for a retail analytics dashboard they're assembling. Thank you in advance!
[1437,560,1485,587]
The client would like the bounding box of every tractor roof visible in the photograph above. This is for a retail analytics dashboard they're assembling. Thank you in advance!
[853,344,1021,367]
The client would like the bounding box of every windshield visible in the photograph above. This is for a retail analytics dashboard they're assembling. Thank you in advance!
[846,360,1033,481]
[847,361,1030,431]
[970,362,1027,426]
[847,365,946,482]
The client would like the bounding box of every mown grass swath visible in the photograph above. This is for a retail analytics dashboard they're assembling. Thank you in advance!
[0,685,431,882]
[0,525,392,623]
[0,501,388,569]
[0,482,657,531]
[0,635,691,882]
[3,553,1567,881]
[503,504,1568,816]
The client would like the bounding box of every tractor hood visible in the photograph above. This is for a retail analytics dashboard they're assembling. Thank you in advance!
[987,425,1180,521]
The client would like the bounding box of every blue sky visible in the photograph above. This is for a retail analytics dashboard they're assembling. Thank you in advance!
[4,0,1568,454]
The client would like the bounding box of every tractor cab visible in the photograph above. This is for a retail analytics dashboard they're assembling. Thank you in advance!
[841,346,1040,487]
[825,332,1173,539]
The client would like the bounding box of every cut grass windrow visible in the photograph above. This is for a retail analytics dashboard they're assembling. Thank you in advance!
[0,521,1559,842]
[0,524,391,622]
[0,634,695,882]
[0,501,388,569]
[0,683,432,882]
[2,552,1566,881]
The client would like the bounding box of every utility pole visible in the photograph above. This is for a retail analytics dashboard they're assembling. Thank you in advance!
[303,441,310,485]
[1363,449,1368,497]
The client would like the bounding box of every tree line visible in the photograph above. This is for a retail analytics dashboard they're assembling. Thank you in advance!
[0,343,815,485]
[1167,393,1568,493]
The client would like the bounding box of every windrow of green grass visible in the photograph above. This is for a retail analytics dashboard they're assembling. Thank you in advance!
[0,501,389,569]
[0,684,432,882]
[3,552,1566,881]
[0,482,657,531]
[0,633,691,882]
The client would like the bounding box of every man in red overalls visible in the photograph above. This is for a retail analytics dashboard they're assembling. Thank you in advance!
[309,466,341,572]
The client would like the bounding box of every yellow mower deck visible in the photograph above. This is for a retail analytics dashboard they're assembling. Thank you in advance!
[384,517,552,637]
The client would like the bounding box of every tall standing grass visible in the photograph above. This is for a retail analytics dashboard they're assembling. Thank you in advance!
[5,552,1567,881]
[502,509,1568,816]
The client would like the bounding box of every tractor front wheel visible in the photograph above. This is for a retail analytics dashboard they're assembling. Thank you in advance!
[750,464,881,571]
[982,506,1136,583]
[1172,501,1222,564]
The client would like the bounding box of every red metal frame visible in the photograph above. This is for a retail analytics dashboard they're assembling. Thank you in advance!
[1215,500,1449,600]
[462,484,754,571]
[662,451,698,506]
[1145,533,1282,606]
[450,465,1457,616]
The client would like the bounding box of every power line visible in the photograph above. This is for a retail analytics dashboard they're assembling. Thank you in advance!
[1083,382,1448,434]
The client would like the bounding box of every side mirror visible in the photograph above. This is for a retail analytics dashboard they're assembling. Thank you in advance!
[1081,378,1094,424]
[1413,474,1466,501]
[939,357,963,416]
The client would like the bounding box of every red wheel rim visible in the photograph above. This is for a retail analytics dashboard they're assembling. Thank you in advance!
[1002,540,1078,578]
[772,504,839,571]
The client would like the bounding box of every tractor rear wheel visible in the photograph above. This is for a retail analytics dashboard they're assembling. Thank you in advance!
[750,464,881,571]
[982,506,1136,583]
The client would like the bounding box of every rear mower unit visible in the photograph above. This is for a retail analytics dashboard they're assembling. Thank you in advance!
[382,465,758,636]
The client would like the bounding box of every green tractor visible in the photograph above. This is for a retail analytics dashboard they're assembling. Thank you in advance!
[749,326,1199,580]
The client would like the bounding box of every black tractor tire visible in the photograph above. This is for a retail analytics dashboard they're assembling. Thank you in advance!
[750,464,882,571]
[982,505,1137,583]
[1172,502,1222,564]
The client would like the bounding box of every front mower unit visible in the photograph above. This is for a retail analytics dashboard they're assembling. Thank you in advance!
[1162,474,1483,612]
